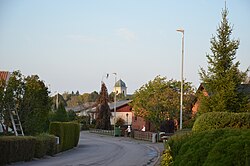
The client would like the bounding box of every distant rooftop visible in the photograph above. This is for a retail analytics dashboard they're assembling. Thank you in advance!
[0,71,11,83]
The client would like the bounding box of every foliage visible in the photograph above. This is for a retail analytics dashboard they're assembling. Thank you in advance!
[116,117,125,127]
[50,103,69,122]
[20,75,51,135]
[165,129,250,166]
[130,76,195,130]
[62,91,99,108]
[199,7,249,113]
[67,109,77,121]
[34,133,57,158]
[76,115,91,130]
[0,71,24,134]
[49,122,80,152]
[109,92,130,102]
[0,134,58,165]
[0,136,36,165]
[95,83,111,130]
[161,144,173,166]
[192,112,250,132]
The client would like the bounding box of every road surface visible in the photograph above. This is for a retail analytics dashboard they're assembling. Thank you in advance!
[12,131,164,166]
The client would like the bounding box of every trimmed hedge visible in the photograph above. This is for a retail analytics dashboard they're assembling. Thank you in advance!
[34,133,57,158]
[192,112,250,132]
[163,129,250,166]
[0,136,36,165]
[49,122,80,152]
[0,134,58,165]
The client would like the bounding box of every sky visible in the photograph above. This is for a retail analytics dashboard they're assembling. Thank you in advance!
[1,0,250,95]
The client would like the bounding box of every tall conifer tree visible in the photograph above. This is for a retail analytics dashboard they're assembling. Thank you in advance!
[199,7,248,113]
[95,83,111,129]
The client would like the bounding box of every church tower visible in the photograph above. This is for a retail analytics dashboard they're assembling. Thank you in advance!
[113,79,127,96]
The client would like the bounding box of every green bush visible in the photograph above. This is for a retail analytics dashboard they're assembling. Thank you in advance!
[34,133,57,158]
[192,112,250,132]
[49,122,80,152]
[164,129,250,166]
[0,136,36,165]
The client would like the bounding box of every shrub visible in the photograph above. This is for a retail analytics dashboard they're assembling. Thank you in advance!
[164,128,250,166]
[34,133,57,158]
[161,144,173,166]
[49,122,80,152]
[0,136,36,165]
[192,112,250,132]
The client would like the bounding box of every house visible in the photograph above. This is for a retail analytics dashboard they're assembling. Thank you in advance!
[191,83,209,115]
[109,100,132,125]
[192,83,250,115]
[78,100,133,126]
[132,113,157,132]
[66,102,96,116]
[0,71,11,86]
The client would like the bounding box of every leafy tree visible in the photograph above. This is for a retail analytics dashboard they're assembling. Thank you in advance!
[116,117,125,127]
[0,71,24,134]
[131,76,194,130]
[95,83,111,130]
[88,91,99,102]
[108,92,128,102]
[199,7,249,113]
[20,75,51,135]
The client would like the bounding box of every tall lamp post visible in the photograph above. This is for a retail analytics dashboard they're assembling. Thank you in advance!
[177,29,184,130]
[113,73,117,136]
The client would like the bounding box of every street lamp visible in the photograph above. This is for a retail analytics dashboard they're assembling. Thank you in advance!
[176,29,184,130]
[113,73,117,136]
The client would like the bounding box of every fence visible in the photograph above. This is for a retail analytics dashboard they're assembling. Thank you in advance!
[89,128,114,136]
[133,131,156,142]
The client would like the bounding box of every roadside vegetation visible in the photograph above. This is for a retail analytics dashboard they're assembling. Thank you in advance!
[0,71,80,165]
[161,6,250,166]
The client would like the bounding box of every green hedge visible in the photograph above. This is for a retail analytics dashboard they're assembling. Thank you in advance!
[0,136,36,165]
[192,112,250,132]
[0,134,58,165]
[162,129,250,166]
[49,122,80,152]
[34,133,57,158]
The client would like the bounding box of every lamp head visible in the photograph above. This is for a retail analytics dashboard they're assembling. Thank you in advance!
[176,29,184,33]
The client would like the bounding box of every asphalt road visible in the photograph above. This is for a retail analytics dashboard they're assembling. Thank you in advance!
[12,131,164,166]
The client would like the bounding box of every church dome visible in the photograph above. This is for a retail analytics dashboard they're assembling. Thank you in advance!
[115,79,126,88]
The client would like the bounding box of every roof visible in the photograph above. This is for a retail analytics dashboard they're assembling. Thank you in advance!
[0,71,11,83]
[86,100,132,113]
[115,79,126,88]
[109,100,132,110]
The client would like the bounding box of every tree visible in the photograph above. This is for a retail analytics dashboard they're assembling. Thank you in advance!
[131,76,194,130]
[0,71,24,134]
[51,103,69,122]
[68,110,77,121]
[95,83,111,130]
[88,91,99,102]
[199,7,248,113]
[20,75,51,135]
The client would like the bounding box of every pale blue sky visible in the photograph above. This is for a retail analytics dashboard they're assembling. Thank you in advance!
[1,0,249,94]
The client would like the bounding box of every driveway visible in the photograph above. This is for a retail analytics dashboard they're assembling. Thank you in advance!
[12,131,164,166]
